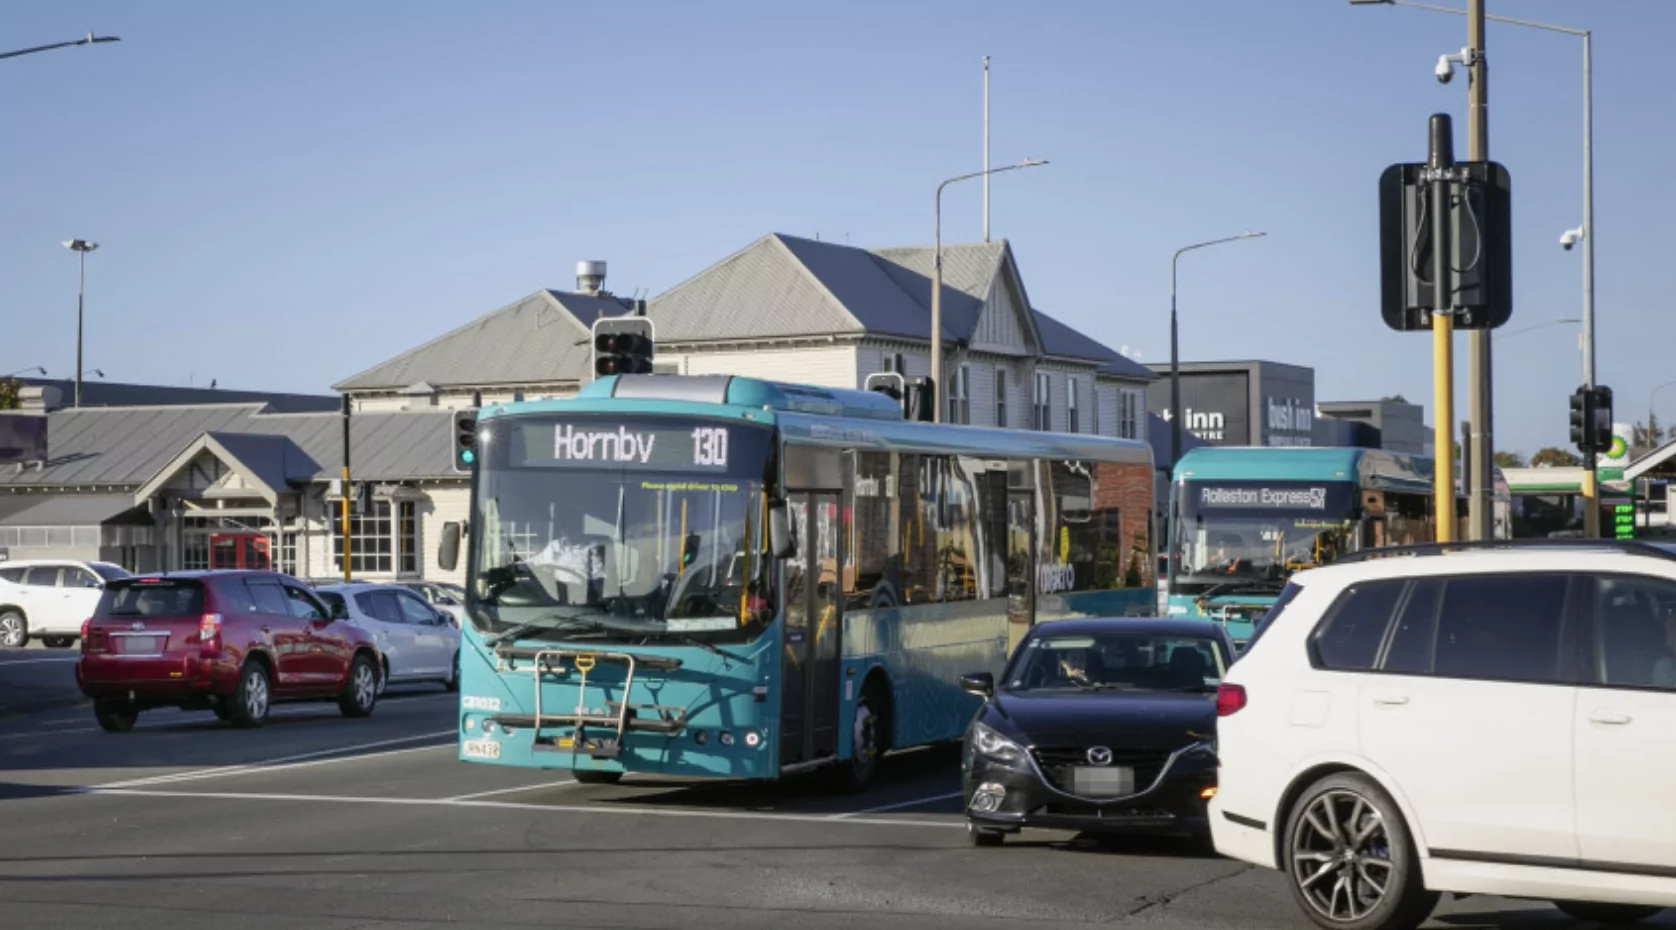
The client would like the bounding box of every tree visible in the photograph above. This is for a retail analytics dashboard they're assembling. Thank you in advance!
[1492,450,1526,469]
[1632,414,1666,454]
[1381,394,1411,405]
[0,378,20,411]
[1531,446,1582,468]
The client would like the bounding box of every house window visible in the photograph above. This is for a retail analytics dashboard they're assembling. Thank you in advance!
[885,352,906,374]
[1120,389,1143,440]
[1068,378,1081,434]
[1034,372,1051,431]
[996,369,1008,428]
[277,532,300,575]
[947,365,970,425]
[399,502,419,574]
[332,500,418,575]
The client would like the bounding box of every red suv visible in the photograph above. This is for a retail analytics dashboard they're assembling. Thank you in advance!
[77,570,383,732]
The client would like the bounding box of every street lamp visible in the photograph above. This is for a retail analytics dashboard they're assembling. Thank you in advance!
[63,240,99,408]
[932,159,1048,423]
[0,32,119,61]
[3,366,46,378]
[1169,232,1266,466]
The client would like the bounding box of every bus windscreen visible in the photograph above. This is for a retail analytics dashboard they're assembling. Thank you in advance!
[1171,481,1357,597]
[473,414,776,646]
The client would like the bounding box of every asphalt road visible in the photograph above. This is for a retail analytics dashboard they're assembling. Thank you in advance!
[0,642,85,719]
[0,686,1666,930]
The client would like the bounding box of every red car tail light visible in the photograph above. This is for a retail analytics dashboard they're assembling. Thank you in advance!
[1215,683,1247,717]
[81,618,93,640]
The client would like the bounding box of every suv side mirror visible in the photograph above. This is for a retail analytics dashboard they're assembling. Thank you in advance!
[438,521,462,572]
[959,672,995,698]
[768,501,796,559]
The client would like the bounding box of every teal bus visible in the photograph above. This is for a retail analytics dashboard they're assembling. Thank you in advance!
[1163,446,1447,645]
[449,373,1156,790]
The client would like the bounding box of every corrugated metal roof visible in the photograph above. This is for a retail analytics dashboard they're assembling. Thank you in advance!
[0,493,142,526]
[332,290,635,391]
[0,405,455,490]
[10,378,339,413]
[1033,309,1157,381]
[647,235,866,342]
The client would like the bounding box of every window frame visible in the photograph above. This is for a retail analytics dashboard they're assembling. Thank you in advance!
[1306,578,1407,672]
[1067,377,1080,434]
[995,368,1008,428]
[1577,571,1676,695]
[1306,571,1587,687]
[1033,372,1051,431]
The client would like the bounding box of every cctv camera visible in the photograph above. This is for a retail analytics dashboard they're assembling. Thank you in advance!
[1435,55,1454,84]
[1560,228,1583,251]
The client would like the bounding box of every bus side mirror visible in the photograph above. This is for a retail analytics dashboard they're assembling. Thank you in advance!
[768,501,796,559]
[438,522,462,572]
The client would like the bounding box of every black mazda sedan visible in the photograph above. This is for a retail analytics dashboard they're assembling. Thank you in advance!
[958,617,1234,847]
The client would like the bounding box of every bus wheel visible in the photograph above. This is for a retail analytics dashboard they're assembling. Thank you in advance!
[830,685,885,794]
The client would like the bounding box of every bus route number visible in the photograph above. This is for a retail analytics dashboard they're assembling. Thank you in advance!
[692,427,728,467]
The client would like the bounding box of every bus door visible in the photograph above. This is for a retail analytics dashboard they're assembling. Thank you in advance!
[1006,489,1035,654]
[780,491,844,767]
[209,533,272,570]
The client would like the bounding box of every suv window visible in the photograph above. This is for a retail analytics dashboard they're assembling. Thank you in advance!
[395,592,435,624]
[97,579,205,617]
[1312,580,1405,671]
[1382,579,1442,675]
[64,567,100,589]
[1591,575,1676,690]
[245,580,291,616]
[283,584,327,621]
[89,563,131,582]
[24,566,61,587]
[1383,573,1573,684]
[0,566,25,584]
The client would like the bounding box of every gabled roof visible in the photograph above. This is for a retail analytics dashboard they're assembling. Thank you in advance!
[332,289,636,392]
[1627,435,1676,481]
[132,432,318,505]
[1033,309,1157,380]
[0,404,455,490]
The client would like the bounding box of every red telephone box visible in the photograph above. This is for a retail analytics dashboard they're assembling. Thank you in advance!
[209,533,272,570]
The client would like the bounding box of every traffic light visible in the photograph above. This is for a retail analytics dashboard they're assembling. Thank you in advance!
[593,317,655,377]
[1590,385,1614,454]
[452,408,478,474]
[1569,386,1592,454]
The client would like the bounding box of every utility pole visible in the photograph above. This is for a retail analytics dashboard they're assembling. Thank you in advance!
[341,395,353,582]
[983,56,991,242]
[1464,0,1494,541]
[1580,30,1600,538]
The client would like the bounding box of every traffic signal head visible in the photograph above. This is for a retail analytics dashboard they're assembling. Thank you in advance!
[1590,385,1614,453]
[1569,387,1591,453]
[452,408,477,474]
[592,317,655,378]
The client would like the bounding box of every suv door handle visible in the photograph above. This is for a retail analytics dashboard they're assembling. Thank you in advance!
[1589,710,1632,726]
[1370,694,1410,707]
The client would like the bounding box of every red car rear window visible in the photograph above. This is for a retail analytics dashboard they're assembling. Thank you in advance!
[97,579,206,618]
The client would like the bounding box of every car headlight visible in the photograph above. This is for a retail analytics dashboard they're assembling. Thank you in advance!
[972,721,1026,766]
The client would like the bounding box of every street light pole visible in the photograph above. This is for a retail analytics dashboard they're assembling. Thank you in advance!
[932,159,1047,423]
[62,240,99,408]
[0,32,119,61]
[1169,232,1266,466]
[1491,317,1581,342]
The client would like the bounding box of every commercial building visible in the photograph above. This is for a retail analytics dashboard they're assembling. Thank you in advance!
[1144,360,1317,448]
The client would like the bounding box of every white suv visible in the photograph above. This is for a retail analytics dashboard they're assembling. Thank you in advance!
[1210,541,1676,930]
[0,559,131,648]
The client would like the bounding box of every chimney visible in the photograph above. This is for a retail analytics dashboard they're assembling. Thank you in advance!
[576,261,607,295]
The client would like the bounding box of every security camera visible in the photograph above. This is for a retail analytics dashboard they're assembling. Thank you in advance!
[1435,55,1454,84]
[1560,227,1584,251]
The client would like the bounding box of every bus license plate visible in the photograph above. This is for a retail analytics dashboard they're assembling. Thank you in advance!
[462,739,501,760]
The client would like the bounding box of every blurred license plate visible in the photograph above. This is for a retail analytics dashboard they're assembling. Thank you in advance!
[461,739,501,760]
[1072,766,1134,797]
[115,635,164,655]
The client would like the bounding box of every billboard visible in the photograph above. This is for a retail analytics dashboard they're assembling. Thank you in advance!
[0,414,47,464]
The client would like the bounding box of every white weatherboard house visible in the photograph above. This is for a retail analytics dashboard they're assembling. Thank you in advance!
[0,233,1155,584]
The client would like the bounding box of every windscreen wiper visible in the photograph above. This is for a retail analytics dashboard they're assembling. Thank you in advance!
[484,610,610,648]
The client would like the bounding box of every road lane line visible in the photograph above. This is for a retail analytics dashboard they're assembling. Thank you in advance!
[87,787,966,829]
[92,730,457,789]
[830,791,963,818]
[443,779,577,801]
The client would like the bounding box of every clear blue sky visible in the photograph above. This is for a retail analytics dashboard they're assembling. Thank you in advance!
[6,1,1673,457]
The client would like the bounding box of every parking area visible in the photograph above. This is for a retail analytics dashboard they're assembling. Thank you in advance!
[1,677,1656,930]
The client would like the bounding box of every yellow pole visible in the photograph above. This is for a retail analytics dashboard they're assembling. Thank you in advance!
[1433,312,1456,543]
[1582,469,1600,538]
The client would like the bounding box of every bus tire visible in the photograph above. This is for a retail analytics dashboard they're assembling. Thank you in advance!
[830,678,888,794]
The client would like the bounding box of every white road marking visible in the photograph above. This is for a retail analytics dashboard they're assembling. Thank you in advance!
[87,787,966,829]
[443,779,577,801]
[92,731,457,789]
[830,791,964,818]
[0,692,453,741]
